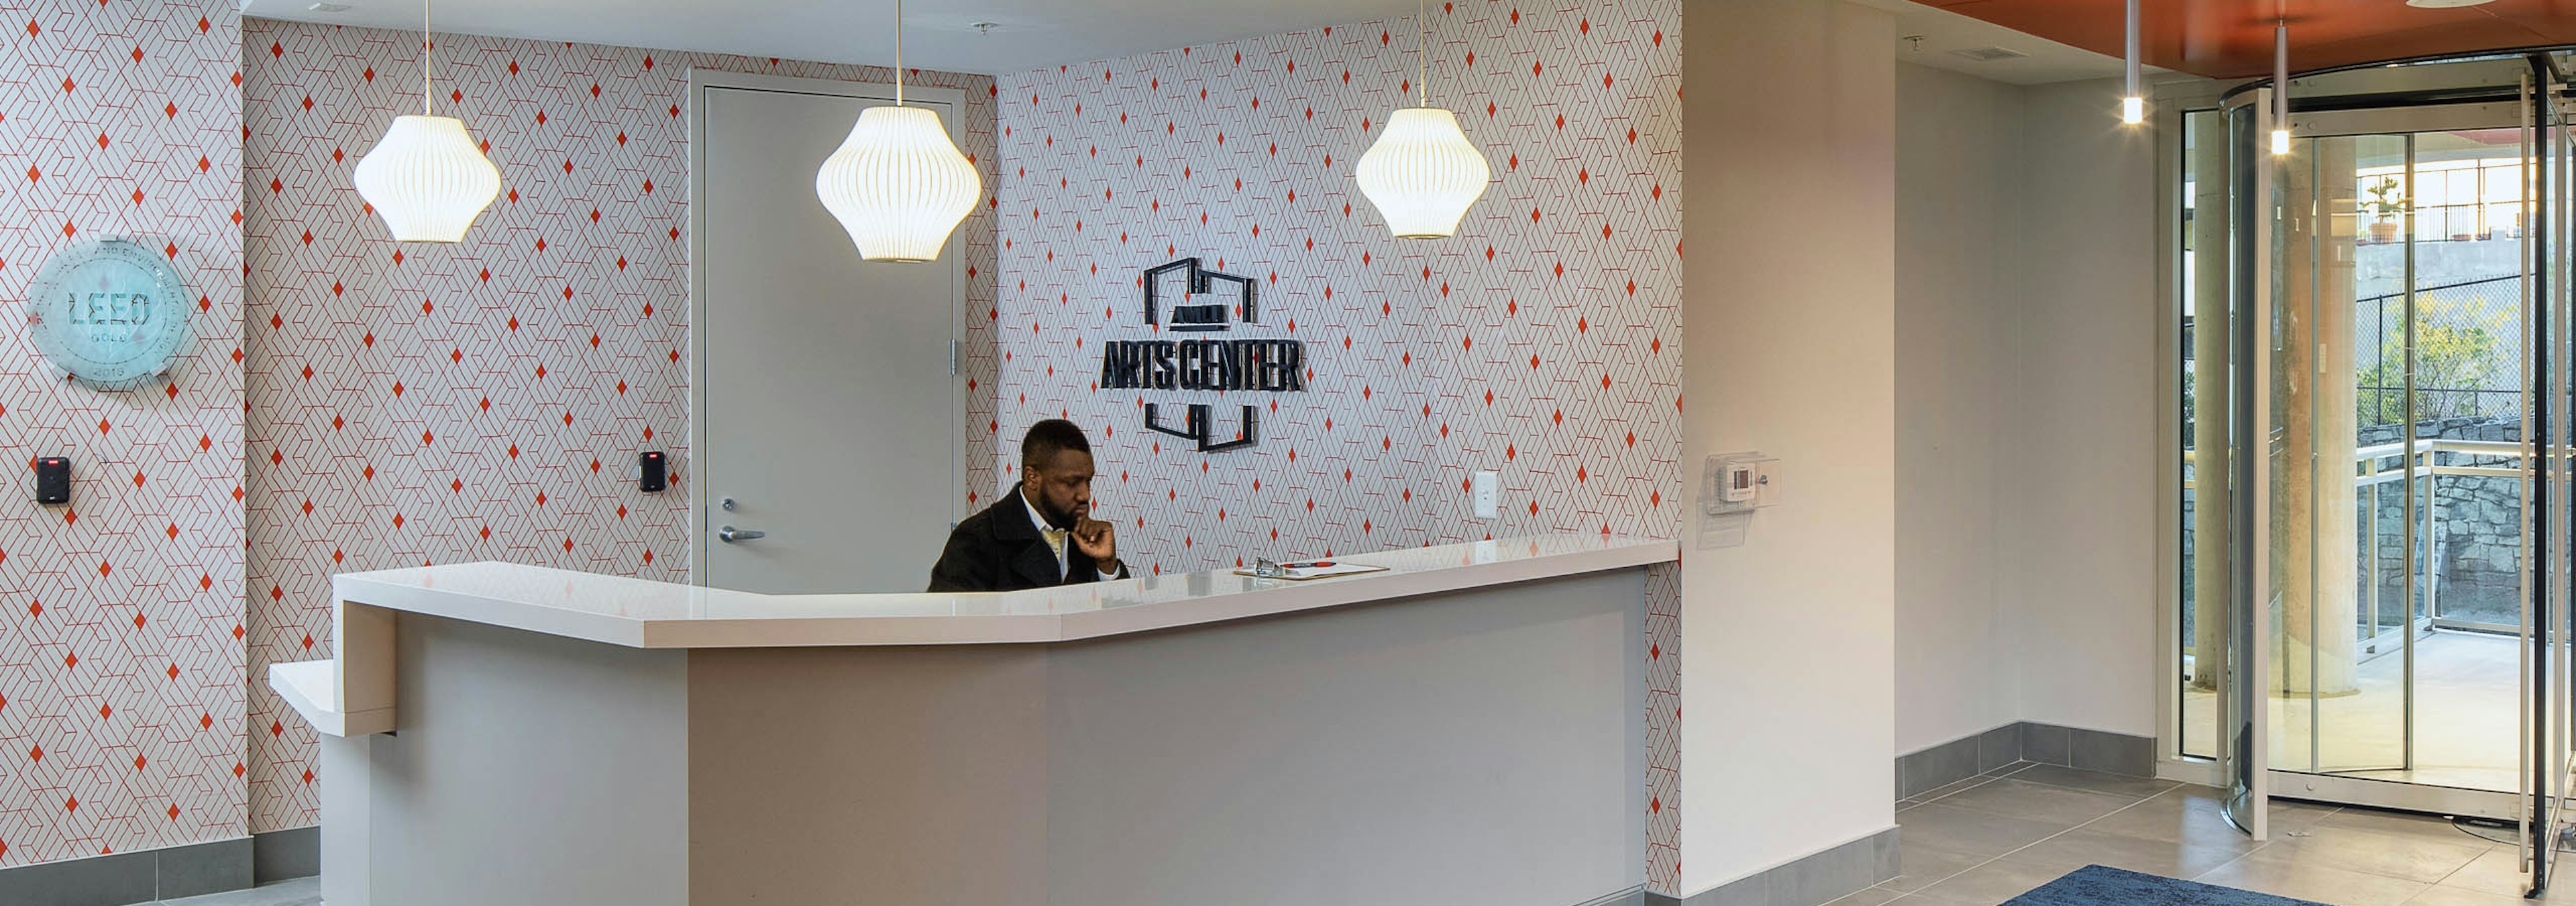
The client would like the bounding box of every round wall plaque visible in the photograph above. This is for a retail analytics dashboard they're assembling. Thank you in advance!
[27,240,193,390]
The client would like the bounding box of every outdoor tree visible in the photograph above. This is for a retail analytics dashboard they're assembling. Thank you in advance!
[2356,295,2507,425]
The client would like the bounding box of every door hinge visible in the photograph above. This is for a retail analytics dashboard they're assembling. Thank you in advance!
[951,339,961,376]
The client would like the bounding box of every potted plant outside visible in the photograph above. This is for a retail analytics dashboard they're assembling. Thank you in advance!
[2365,176,2404,244]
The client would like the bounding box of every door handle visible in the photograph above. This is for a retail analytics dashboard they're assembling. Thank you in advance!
[718,525,767,543]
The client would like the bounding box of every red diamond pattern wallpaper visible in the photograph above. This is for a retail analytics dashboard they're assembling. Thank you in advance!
[991,0,1682,887]
[0,0,1683,881]
[240,21,997,835]
[0,0,245,867]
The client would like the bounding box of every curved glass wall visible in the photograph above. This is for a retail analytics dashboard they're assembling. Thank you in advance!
[2178,52,2576,885]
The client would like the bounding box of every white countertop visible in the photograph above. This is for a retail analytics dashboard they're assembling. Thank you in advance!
[328,534,1678,648]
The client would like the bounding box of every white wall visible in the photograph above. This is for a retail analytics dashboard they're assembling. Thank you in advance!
[1892,62,2026,755]
[1681,0,1897,894]
[1887,68,2164,754]
[2001,77,2161,738]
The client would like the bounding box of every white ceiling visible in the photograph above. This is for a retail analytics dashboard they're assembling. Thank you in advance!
[246,0,2143,86]
[243,0,1424,77]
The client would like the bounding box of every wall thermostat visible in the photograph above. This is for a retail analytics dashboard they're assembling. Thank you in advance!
[35,456,70,505]
[1703,452,1779,515]
[639,451,667,493]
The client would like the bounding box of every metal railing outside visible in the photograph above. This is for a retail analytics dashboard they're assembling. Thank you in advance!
[2182,437,2530,635]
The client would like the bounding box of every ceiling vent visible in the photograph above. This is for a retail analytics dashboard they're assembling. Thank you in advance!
[1948,46,2029,63]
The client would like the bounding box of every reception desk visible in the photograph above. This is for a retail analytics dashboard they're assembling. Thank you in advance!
[272,534,1674,906]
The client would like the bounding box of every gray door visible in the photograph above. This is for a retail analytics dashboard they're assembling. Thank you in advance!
[693,76,962,594]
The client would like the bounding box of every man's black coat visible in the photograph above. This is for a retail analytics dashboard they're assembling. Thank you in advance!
[927,483,1128,592]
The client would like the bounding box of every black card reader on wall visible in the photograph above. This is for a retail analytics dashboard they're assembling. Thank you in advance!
[35,456,69,505]
[639,451,667,493]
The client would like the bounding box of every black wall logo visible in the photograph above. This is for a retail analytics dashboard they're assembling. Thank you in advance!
[1098,258,1305,452]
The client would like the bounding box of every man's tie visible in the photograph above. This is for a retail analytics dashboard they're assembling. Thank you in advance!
[1040,525,1069,578]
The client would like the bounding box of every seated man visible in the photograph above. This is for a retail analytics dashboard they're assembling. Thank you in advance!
[928,419,1130,591]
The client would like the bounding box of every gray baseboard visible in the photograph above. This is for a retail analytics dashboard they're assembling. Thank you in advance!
[0,827,317,906]
[1581,885,1652,906]
[1652,827,1900,906]
[1895,721,2158,800]
[253,826,319,885]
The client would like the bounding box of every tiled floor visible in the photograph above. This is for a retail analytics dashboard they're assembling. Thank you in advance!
[117,877,319,906]
[1858,762,2546,906]
[2183,631,2519,793]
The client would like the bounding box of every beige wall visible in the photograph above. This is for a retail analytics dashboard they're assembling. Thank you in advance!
[1894,62,2027,754]
[1888,65,2165,756]
[1682,0,1898,893]
[2003,77,2161,738]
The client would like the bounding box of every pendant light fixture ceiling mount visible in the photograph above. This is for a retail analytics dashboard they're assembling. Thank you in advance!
[1353,0,1491,240]
[2119,0,2144,125]
[2270,19,2292,156]
[814,0,983,263]
[352,0,504,243]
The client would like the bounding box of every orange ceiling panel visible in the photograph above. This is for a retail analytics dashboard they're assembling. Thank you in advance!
[1924,0,2576,79]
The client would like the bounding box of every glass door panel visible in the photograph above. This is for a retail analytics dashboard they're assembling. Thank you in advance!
[2224,91,2273,838]
[2276,132,2413,776]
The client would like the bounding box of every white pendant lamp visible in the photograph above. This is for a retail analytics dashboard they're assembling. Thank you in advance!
[1354,0,1491,239]
[2119,0,2145,124]
[814,0,981,262]
[2270,21,2292,156]
[352,0,502,243]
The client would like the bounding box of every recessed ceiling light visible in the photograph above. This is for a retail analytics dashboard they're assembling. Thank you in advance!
[307,2,353,11]
[2406,0,2498,7]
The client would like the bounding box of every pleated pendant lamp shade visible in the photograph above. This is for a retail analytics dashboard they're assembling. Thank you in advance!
[1354,107,1491,239]
[354,114,504,243]
[814,105,983,262]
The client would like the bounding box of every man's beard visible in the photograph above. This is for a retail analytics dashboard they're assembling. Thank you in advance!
[1034,492,1082,530]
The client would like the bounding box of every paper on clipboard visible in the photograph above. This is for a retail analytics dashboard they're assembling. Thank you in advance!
[1230,561,1391,581]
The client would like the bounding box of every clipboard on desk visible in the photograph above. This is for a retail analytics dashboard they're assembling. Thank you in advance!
[1231,559,1391,581]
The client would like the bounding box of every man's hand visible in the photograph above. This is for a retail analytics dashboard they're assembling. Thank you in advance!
[1073,517,1119,574]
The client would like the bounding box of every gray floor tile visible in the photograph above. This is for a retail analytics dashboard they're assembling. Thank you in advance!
[2308,809,2494,849]
[2004,764,2182,800]
[2409,886,2539,906]
[1931,779,2141,825]
[1827,887,1907,906]
[2198,853,2432,906]
[2086,785,2335,844]
[1906,859,2070,906]
[1894,804,2076,858]
[2239,828,2487,885]
[2432,848,2528,900]
[1884,840,1995,892]
[2000,827,2263,878]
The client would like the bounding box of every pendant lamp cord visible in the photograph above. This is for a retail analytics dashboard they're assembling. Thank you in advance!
[1417,0,1426,107]
[422,0,433,115]
[895,0,905,107]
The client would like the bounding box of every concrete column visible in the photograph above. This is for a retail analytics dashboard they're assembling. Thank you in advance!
[2190,123,2230,692]
[2275,142,2362,697]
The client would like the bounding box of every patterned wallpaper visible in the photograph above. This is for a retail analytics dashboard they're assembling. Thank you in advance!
[991,0,1682,887]
[240,22,996,834]
[0,0,1678,880]
[0,0,246,867]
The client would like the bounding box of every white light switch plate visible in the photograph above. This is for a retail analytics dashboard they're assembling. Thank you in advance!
[1472,470,1499,520]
